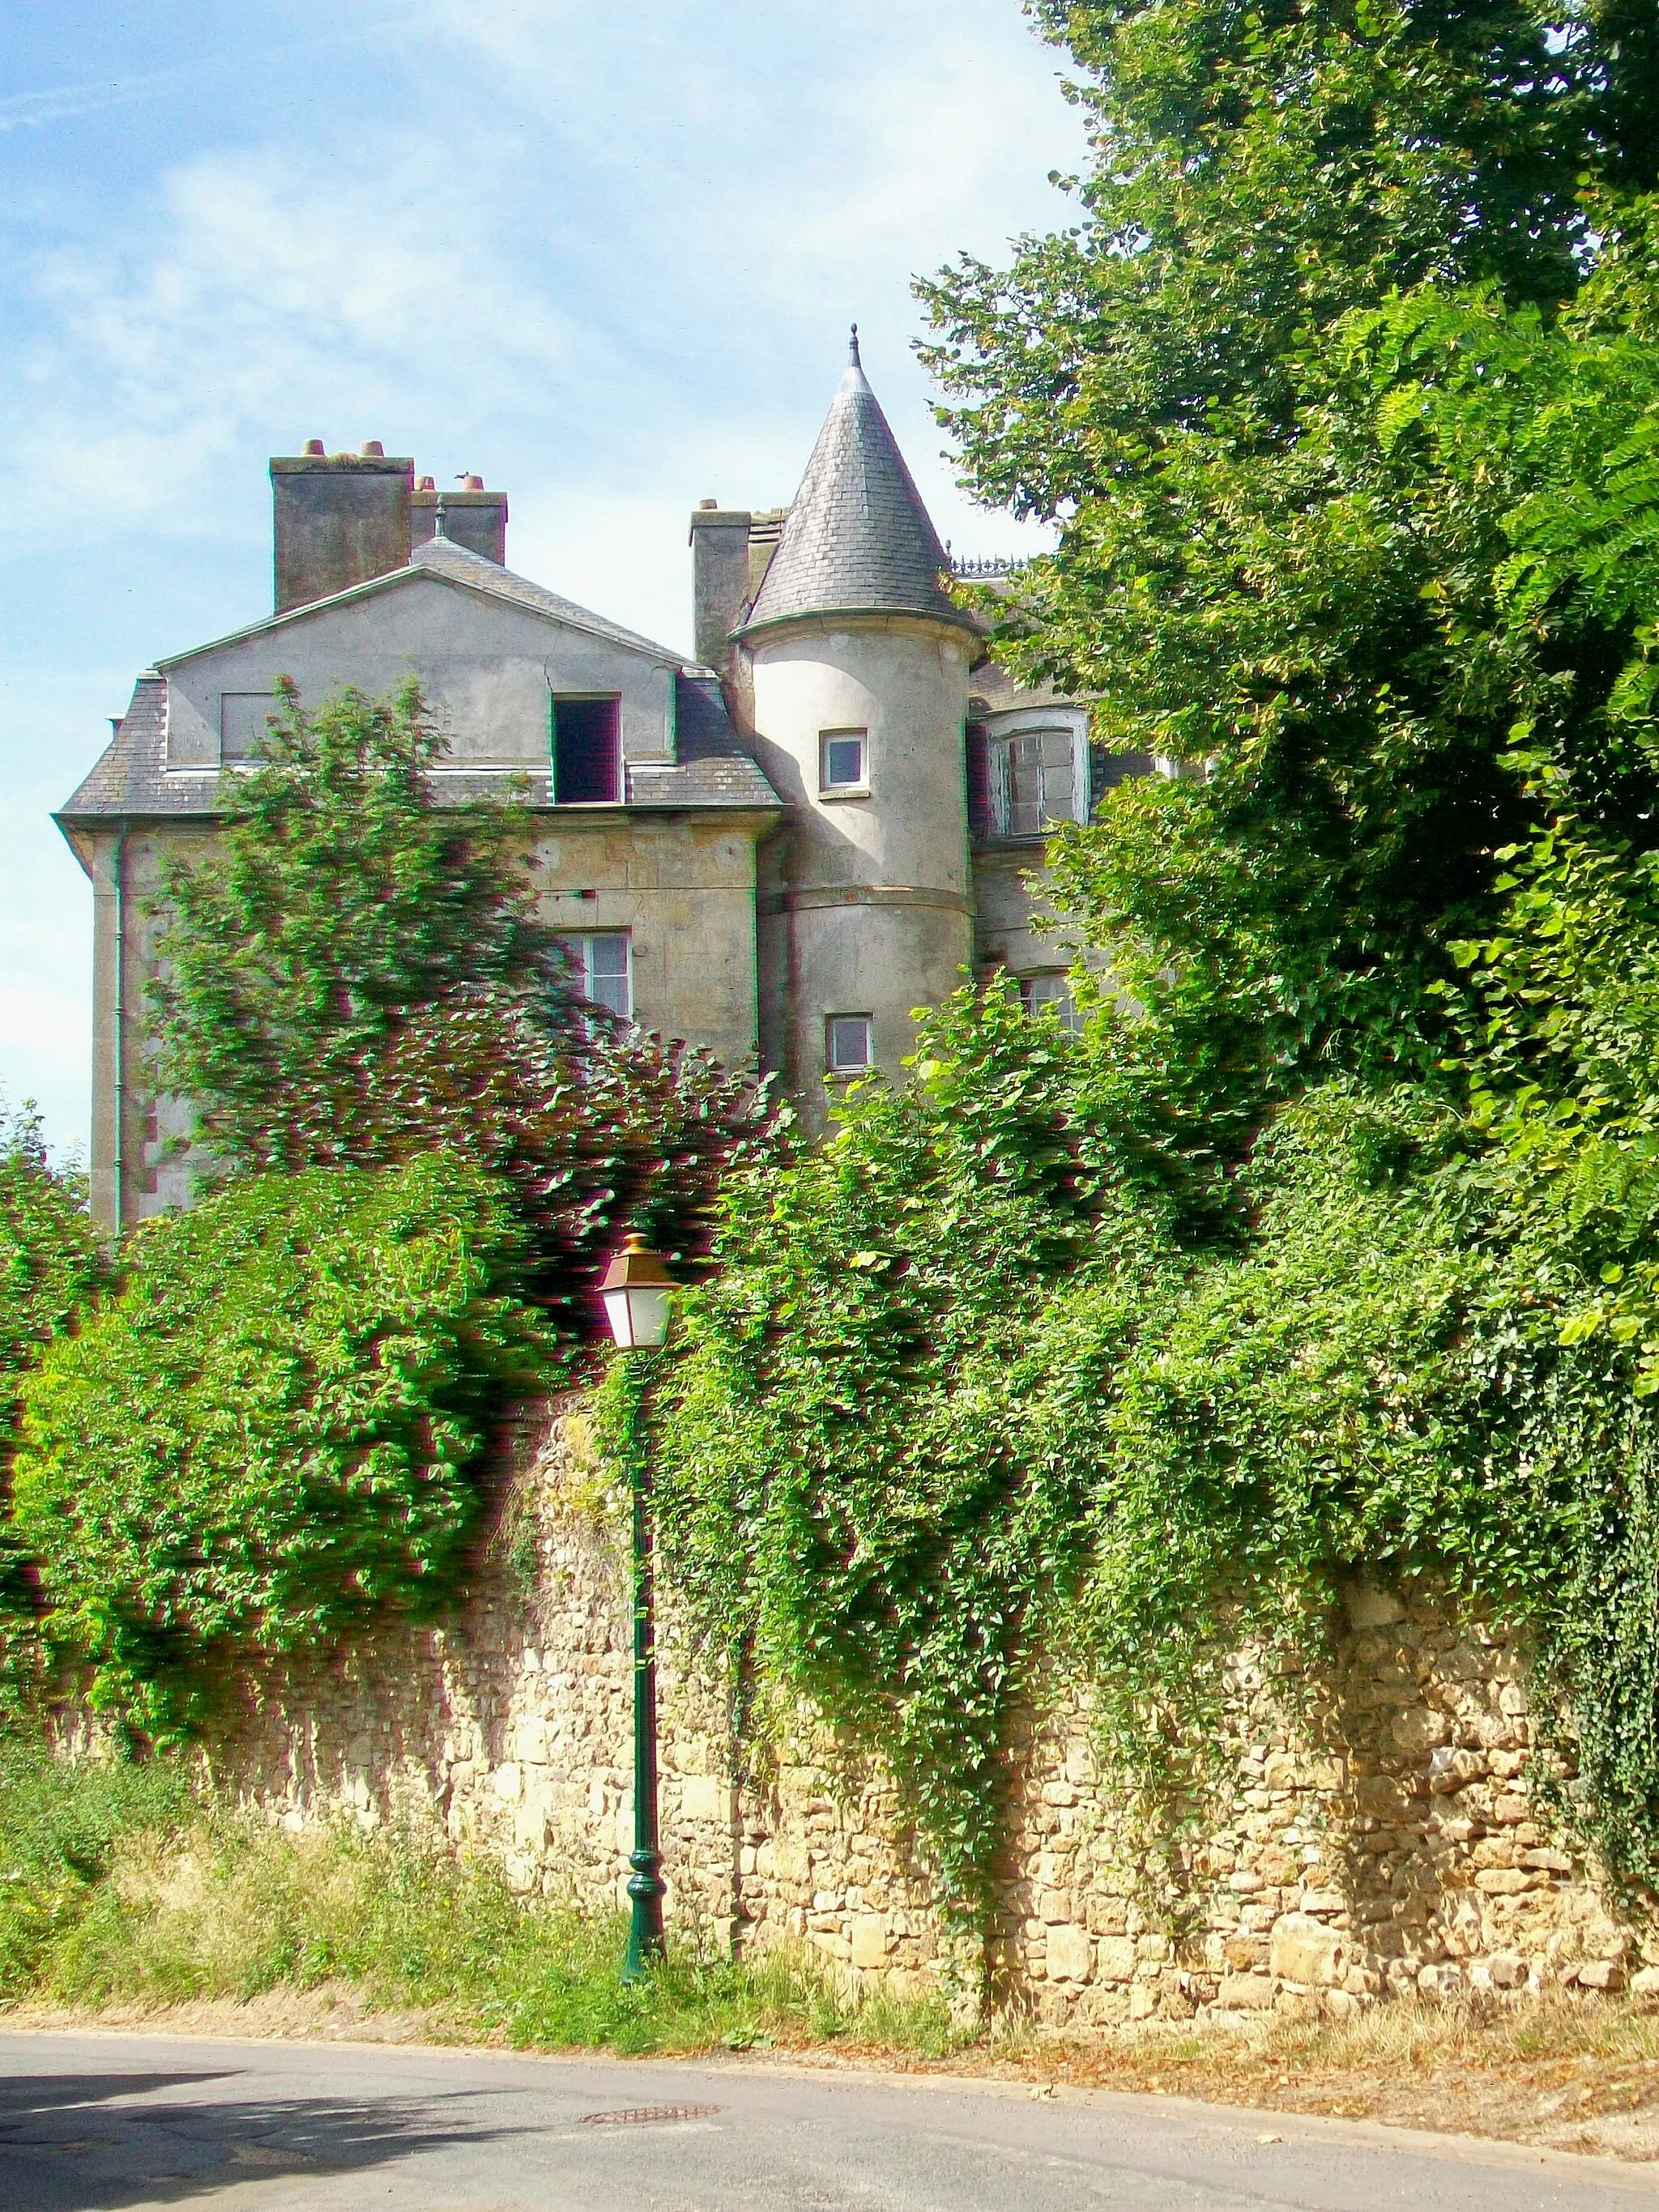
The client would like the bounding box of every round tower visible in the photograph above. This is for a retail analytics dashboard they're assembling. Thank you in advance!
[736,330,979,1120]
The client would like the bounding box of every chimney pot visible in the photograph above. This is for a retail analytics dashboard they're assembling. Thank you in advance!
[411,477,508,565]
[417,475,436,492]
[302,438,326,456]
[360,440,385,458]
[699,497,719,509]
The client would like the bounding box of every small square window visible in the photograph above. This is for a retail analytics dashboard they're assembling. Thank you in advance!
[825,1013,874,1074]
[820,729,868,792]
[558,931,632,1019]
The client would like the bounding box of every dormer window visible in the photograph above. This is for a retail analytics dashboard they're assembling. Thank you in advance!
[820,729,868,795]
[552,696,621,804]
[990,726,1082,837]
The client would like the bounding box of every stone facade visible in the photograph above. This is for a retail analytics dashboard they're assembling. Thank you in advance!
[58,349,1102,1232]
[209,1404,1647,2022]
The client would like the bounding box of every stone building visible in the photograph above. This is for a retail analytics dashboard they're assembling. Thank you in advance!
[57,335,1104,1233]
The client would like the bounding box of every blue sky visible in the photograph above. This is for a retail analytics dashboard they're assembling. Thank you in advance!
[0,1,1082,1155]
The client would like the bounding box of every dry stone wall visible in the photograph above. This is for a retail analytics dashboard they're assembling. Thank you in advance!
[213,1402,1653,2022]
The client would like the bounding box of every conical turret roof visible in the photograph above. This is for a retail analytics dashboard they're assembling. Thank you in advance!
[740,330,974,637]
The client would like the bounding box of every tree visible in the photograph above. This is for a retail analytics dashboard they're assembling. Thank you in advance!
[919,2,1659,1123]
[923,2,1653,511]
[0,1099,99,1456]
[147,679,765,1315]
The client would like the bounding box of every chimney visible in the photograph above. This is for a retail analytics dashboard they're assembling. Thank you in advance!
[269,442,415,613]
[411,473,509,565]
[689,503,753,671]
[745,508,788,605]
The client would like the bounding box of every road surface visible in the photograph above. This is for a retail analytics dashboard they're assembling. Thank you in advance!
[2,2027,1657,2210]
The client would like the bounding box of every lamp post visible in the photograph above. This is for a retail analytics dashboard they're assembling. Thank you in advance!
[598,1232,679,1983]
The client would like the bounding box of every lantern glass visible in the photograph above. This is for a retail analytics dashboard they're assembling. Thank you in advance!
[603,1281,672,1349]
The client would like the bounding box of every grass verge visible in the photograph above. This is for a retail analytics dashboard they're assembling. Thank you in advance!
[0,1745,962,2058]
[979,1997,1659,2158]
[11,1747,1659,2160]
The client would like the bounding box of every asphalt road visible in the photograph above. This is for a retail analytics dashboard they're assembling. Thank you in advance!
[3,2029,1659,2212]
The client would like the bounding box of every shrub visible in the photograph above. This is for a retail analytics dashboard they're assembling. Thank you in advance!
[11,1152,550,1734]
[0,1098,101,1679]
[0,1742,192,1998]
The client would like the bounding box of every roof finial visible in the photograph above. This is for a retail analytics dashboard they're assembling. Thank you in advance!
[848,322,861,368]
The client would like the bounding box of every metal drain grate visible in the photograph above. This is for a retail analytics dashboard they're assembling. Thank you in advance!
[582,2104,723,2127]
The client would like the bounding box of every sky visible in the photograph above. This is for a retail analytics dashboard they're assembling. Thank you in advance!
[0,1,1084,1157]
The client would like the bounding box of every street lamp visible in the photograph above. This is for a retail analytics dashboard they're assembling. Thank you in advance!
[598,1233,680,1982]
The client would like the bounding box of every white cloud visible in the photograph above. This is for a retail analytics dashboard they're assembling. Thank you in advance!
[0,0,1081,1145]
[6,132,578,544]
[0,67,199,136]
[1,0,1078,562]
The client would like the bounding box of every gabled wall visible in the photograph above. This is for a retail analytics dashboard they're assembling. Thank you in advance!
[163,575,677,772]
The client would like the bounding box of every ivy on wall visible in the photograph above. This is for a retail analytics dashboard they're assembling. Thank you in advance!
[624,1006,1659,1931]
[0,1102,101,1455]
[612,988,1139,1924]
[617,0,1659,1934]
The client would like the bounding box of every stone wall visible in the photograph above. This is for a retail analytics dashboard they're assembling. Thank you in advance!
[212,1402,1650,2022]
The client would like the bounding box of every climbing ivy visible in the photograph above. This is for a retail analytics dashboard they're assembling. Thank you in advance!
[602,986,1145,1926]
[0,1100,100,1458]
[624,995,1659,1930]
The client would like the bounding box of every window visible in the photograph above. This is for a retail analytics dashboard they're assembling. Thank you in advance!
[220,693,277,763]
[966,721,992,837]
[559,931,632,1018]
[825,1013,873,1075]
[991,726,1080,837]
[552,696,621,804]
[820,728,868,794]
[1021,971,1081,1032]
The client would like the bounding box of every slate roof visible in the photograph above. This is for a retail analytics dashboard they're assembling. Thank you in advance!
[630,676,777,809]
[57,555,779,827]
[740,331,975,637]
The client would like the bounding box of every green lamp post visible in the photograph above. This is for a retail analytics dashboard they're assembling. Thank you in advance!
[598,1232,679,1984]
